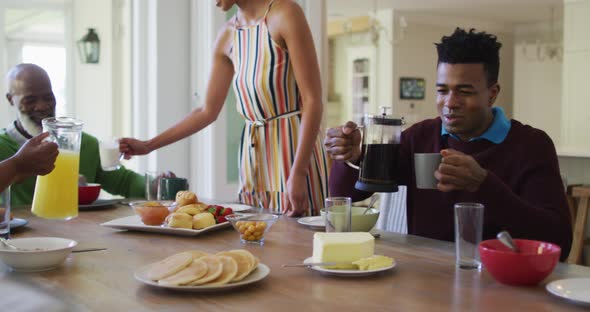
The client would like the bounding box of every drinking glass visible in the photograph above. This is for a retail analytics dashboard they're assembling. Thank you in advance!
[454,202,484,270]
[0,186,10,239]
[32,117,83,220]
[159,177,189,200]
[145,171,161,200]
[325,197,352,232]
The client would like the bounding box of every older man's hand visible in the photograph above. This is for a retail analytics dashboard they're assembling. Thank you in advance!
[435,149,488,192]
[324,121,362,163]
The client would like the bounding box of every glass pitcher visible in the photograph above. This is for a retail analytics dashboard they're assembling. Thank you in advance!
[349,107,404,193]
[32,117,83,220]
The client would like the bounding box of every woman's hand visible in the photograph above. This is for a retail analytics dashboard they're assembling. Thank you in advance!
[13,132,59,177]
[119,138,151,160]
[283,173,309,217]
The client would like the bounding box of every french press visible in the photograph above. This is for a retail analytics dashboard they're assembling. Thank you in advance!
[348,107,404,193]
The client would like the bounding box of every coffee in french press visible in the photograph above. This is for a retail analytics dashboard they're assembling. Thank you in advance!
[351,107,404,193]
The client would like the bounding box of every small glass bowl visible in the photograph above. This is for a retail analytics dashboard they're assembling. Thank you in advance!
[226,213,279,245]
[129,200,176,226]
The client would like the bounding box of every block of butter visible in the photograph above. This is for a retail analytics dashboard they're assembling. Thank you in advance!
[352,255,394,271]
[312,232,374,269]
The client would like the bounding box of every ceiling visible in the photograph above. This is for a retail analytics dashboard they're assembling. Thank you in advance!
[327,0,564,24]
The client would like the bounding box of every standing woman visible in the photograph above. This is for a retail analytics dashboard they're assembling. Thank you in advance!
[120,0,328,217]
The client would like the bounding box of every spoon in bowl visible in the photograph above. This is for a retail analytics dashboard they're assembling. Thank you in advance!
[497,231,520,253]
[0,237,20,251]
[362,194,380,215]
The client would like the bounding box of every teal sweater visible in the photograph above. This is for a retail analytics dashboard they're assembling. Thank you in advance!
[0,130,145,207]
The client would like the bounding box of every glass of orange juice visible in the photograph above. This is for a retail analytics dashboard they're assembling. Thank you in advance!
[32,117,83,220]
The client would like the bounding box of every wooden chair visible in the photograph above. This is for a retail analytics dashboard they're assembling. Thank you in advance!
[566,185,590,265]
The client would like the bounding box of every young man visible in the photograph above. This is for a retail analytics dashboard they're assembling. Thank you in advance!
[325,28,572,258]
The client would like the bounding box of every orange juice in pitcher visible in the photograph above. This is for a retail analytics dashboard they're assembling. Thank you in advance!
[32,117,83,220]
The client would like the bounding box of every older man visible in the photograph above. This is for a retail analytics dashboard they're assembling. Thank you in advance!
[325,28,572,258]
[0,63,150,206]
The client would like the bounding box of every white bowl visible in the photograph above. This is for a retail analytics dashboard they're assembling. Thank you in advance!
[320,207,380,232]
[0,237,77,272]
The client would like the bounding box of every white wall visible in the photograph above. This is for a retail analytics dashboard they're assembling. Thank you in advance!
[132,0,191,178]
[513,42,562,144]
[562,0,590,150]
[112,0,131,138]
[511,6,590,186]
[72,0,114,140]
[0,8,7,128]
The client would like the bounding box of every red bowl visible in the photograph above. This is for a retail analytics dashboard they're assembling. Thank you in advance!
[479,239,561,286]
[78,183,101,205]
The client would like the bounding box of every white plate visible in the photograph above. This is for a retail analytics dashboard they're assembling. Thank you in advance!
[79,199,120,210]
[303,257,396,277]
[101,204,250,236]
[216,203,255,213]
[546,278,590,306]
[134,263,270,292]
[297,216,325,230]
[101,215,231,236]
[9,218,28,229]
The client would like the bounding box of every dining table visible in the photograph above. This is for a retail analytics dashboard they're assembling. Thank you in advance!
[2,203,590,312]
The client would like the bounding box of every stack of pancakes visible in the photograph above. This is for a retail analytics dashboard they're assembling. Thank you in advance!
[147,249,259,286]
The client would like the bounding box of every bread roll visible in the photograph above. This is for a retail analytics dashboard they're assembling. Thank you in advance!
[166,212,193,229]
[176,205,201,216]
[192,213,216,230]
[175,191,198,207]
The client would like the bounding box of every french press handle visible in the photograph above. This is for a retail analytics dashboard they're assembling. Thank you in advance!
[344,124,364,170]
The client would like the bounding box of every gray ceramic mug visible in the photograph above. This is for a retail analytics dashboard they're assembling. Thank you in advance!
[414,153,442,189]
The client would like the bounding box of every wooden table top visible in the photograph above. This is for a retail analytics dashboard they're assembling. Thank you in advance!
[3,204,590,312]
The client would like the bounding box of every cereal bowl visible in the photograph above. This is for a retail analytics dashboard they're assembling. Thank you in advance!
[320,207,380,232]
[0,237,77,272]
[226,213,279,245]
[479,239,561,286]
[129,201,176,226]
[78,183,101,205]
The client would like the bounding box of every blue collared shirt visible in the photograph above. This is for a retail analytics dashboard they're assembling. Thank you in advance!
[441,106,511,144]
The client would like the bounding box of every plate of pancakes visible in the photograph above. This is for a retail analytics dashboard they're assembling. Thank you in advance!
[134,249,269,292]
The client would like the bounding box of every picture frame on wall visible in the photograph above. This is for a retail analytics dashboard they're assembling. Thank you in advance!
[400,77,426,100]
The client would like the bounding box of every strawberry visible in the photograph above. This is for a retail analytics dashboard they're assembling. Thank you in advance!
[207,206,217,216]
[222,207,233,216]
[216,216,227,223]
[215,206,223,216]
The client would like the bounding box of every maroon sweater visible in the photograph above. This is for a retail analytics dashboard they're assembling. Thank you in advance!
[330,117,572,259]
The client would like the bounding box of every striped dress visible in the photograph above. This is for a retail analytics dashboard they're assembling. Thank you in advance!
[231,4,328,215]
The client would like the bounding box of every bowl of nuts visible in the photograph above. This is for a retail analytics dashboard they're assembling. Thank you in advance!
[225,213,279,245]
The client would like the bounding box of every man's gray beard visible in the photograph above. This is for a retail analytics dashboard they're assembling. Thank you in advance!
[16,110,42,136]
